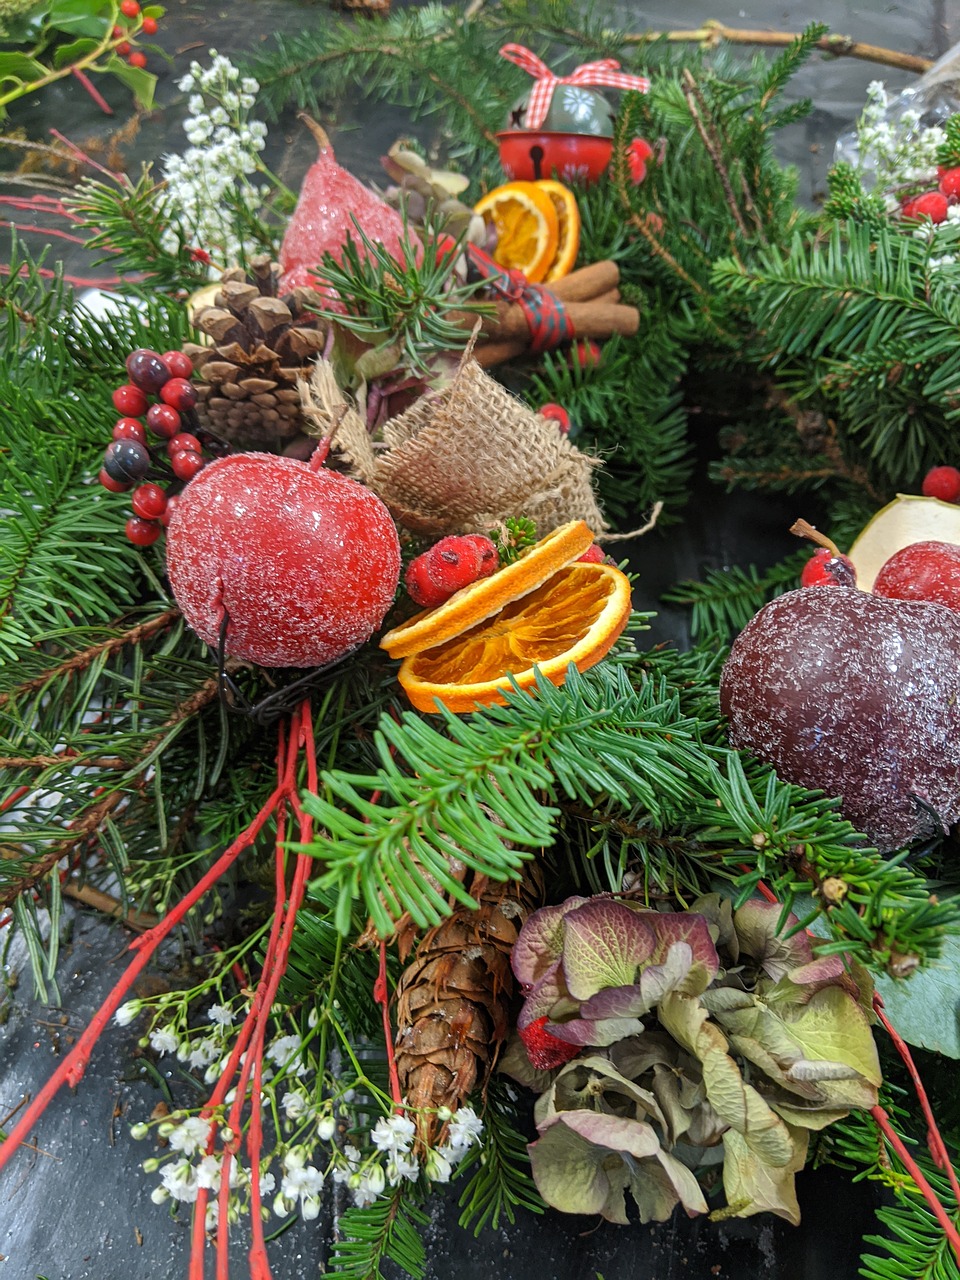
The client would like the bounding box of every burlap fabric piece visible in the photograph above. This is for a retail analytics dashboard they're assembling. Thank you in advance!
[301,356,608,537]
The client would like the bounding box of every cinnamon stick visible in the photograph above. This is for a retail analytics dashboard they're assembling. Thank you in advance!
[548,260,619,302]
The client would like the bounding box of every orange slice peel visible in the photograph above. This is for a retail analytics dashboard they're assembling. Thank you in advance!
[538,179,581,282]
[473,180,560,283]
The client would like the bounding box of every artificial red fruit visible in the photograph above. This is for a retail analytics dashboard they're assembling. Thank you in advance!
[403,535,486,607]
[99,468,130,493]
[112,383,148,417]
[147,403,182,439]
[167,432,202,456]
[141,15,158,34]
[125,516,161,547]
[922,465,960,503]
[872,540,960,613]
[627,136,654,184]
[160,377,197,411]
[161,350,193,380]
[800,546,856,588]
[518,1016,581,1071]
[126,348,171,393]
[720,585,960,850]
[278,119,415,295]
[577,544,605,564]
[901,191,949,224]
[170,450,205,482]
[161,493,180,528]
[113,417,147,444]
[939,167,960,199]
[569,339,601,369]
[165,452,401,668]
[460,534,499,578]
[538,403,570,434]
[404,558,449,610]
[127,51,147,69]
[120,0,140,16]
[131,483,168,520]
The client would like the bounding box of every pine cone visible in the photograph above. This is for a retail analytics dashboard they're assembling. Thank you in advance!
[182,256,329,450]
[394,863,545,1147]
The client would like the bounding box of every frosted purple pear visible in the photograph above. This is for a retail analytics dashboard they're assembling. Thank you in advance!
[719,586,960,850]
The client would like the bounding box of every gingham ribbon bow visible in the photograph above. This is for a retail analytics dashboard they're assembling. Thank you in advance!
[500,43,650,130]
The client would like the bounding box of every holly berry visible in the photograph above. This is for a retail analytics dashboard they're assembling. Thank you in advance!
[141,15,158,34]
[99,468,131,493]
[518,1017,581,1071]
[126,348,171,393]
[167,432,202,456]
[103,439,151,483]
[170,450,205,481]
[578,544,605,564]
[131,483,168,520]
[113,416,147,444]
[120,0,140,16]
[800,547,857,588]
[115,40,131,55]
[127,51,147,69]
[538,402,570,434]
[901,191,949,224]
[164,452,401,668]
[146,403,182,439]
[939,167,960,199]
[568,338,602,369]
[160,377,198,411]
[161,350,193,380]
[125,516,161,547]
[922,465,960,503]
[112,383,148,417]
[404,535,488,608]
[460,534,499,579]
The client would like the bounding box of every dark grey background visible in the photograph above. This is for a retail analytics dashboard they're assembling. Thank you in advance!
[2,3,957,1277]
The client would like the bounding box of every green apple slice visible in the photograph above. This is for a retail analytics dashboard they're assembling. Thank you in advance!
[847,493,960,591]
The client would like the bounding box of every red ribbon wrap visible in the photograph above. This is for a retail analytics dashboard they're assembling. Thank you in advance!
[500,43,650,130]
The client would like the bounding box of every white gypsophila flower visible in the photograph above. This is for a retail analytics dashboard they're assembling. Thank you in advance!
[208,1004,236,1026]
[168,1115,211,1156]
[159,1158,200,1203]
[185,1038,220,1070]
[332,1144,362,1185]
[370,1112,416,1156]
[149,1027,179,1055]
[316,1114,336,1142]
[445,1105,483,1152]
[267,1034,302,1067]
[196,1154,222,1191]
[385,1152,419,1185]
[282,1089,310,1121]
[114,999,142,1027]
[424,1148,452,1183]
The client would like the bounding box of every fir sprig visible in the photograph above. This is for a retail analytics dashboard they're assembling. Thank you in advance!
[455,1082,546,1234]
[660,550,809,642]
[326,1190,428,1280]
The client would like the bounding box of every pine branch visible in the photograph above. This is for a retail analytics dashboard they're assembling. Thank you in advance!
[661,550,809,641]
[326,1189,428,1280]
[455,1081,546,1234]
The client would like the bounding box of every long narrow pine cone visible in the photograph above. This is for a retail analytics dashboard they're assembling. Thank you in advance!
[182,255,329,450]
[393,862,545,1148]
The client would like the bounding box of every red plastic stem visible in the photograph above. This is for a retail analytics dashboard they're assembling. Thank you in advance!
[873,994,960,1212]
[48,129,122,182]
[872,1104,960,1265]
[376,939,403,1109]
[70,67,113,115]
[0,780,287,1178]
[10,224,87,245]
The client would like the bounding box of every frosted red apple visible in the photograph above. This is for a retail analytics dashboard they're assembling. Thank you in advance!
[719,586,960,850]
[166,453,401,668]
[872,540,960,612]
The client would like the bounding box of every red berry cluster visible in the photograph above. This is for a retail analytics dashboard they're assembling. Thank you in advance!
[100,348,206,546]
[404,535,500,608]
[112,1,158,68]
[900,166,960,225]
[922,464,960,503]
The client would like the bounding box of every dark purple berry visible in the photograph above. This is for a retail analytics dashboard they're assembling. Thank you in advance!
[146,403,182,439]
[103,439,151,483]
[125,348,171,394]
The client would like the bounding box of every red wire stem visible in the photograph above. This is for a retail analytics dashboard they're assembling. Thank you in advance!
[871,1103,960,1266]
[70,67,113,115]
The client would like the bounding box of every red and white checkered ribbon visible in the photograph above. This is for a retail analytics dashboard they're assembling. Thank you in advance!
[500,43,650,130]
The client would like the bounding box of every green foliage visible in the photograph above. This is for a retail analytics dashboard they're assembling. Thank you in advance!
[326,1190,428,1280]
[823,161,888,232]
[455,1083,545,1233]
[660,550,808,643]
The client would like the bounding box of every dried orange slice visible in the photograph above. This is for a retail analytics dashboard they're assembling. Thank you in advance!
[474,181,560,283]
[396,561,631,714]
[538,180,581,282]
[381,520,595,660]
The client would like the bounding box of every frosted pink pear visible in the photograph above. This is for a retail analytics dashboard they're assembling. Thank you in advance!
[165,453,400,668]
[279,119,415,294]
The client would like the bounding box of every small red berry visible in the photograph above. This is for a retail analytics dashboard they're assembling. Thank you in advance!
[538,402,570,434]
[160,493,181,528]
[146,403,182,439]
[112,383,149,416]
[578,544,605,564]
[161,350,193,380]
[921,465,960,503]
[112,24,123,37]
[99,468,131,493]
[460,534,499,579]
[404,558,449,609]
[115,40,131,55]
[426,536,483,594]
[170,450,205,481]
[518,1017,581,1071]
[126,516,161,547]
[800,546,857,588]
[113,417,147,444]
[127,51,147,69]
[141,15,158,34]
[120,0,140,16]
[569,338,602,369]
[160,377,198,411]
[126,348,170,393]
[131,483,168,520]
[939,167,960,199]
[901,191,949,224]
[167,432,202,456]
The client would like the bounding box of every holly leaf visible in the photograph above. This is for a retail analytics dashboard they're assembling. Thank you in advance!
[874,931,960,1059]
[101,53,155,110]
[0,52,47,89]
